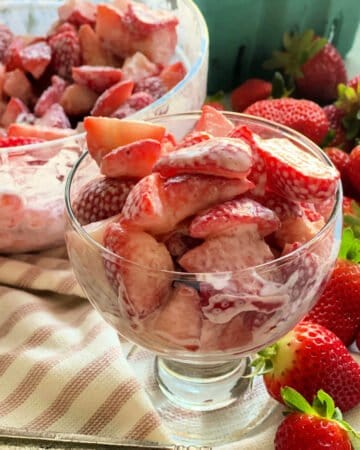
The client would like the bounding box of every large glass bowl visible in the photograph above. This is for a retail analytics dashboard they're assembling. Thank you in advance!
[65,112,342,445]
[0,0,208,254]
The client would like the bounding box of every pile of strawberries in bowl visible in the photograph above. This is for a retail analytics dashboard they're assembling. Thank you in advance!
[0,0,208,253]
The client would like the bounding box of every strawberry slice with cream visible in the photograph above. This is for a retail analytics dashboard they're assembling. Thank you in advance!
[153,137,253,179]
[194,105,234,137]
[122,173,253,234]
[72,66,123,93]
[90,79,134,117]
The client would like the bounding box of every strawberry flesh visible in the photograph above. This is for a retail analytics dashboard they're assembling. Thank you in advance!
[72,65,123,94]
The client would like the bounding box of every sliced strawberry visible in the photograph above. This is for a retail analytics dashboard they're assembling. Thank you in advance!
[255,137,340,201]
[121,51,159,82]
[100,139,161,178]
[160,223,201,259]
[189,197,280,239]
[153,137,253,179]
[0,136,45,148]
[251,191,304,220]
[36,103,71,129]
[194,105,234,137]
[111,91,154,119]
[274,213,325,249]
[72,176,136,225]
[48,29,81,80]
[133,75,166,100]
[84,116,166,164]
[4,37,24,71]
[177,131,212,149]
[122,173,253,234]
[90,79,134,116]
[78,24,117,66]
[159,61,186,91]
[72,65,123,93]
[103,221,174,318]
[19,41,51,79]
[153,284,202,350]
[7,123,75,140]
[1,97,29,128]
[0,25,13,63]
[60,83,98,116]
[3,70,33,105]
[160,132,177,154]
[179,230,274,273]
[34,75,67,117]
[58,0,96,27]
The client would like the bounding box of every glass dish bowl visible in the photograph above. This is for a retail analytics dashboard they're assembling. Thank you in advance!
[0,0,208,253]
[64,112,342,445]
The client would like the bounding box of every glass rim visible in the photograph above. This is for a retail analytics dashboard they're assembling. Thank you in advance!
[65,111,342,278]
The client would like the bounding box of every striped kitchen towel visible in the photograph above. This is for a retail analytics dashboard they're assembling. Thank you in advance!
[0,248,359,449]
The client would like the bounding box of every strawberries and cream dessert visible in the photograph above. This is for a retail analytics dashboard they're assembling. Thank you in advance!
[66,107,341,355]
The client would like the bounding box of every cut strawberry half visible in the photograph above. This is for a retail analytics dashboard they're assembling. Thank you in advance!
[256,137,340,201]
[58,0,97,27]
[122,172,253,234]
[1,97,28,128]
[100,138,161,178]
[19,41,51,79]
[111,91,154,119]
[103,221,174,318]
[3,69,33,105]
[90,79,134,116]
[72,65,123,94]
[159,61,186,90]
[34,75,67,117]
[251,191,304,221]
[78,24,117,66]
[153,137,253,179]
[72,176,137,225]
[36,103,71,129]
[194,105,234,137]
[7,123,76,140]
[189,197,280,239]
[121,51,159,83]
[4,37,24,71]
[177,130,212,149]
[84,116,166,165]
[60,83,98,116]
[153,284,202,350]
[179,230,274,273]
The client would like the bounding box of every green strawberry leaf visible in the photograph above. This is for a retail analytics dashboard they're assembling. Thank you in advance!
[206,90,225,103]
[339,228,360,263]
[320,129,336,148]
[281,387,315,415]
[312,389,335,419]
[271,71,294,98]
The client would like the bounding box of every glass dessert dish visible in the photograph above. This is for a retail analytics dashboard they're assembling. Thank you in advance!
[0,0,208,253]
[65,112,342,446]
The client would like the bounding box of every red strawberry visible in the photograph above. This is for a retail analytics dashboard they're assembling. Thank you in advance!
[100,138,161,178]
[122,172,253,234]
[90,79,134,116]
[152,137,253,179]
[255,136,339,201]
[231,78,271,112]
[264,30,346,103]
[194,105,234,137]
[72,65,123,93]
[36,103,71,129]
[348,75,360,91]
[133,75,166,100]
[0,136,45,148]
[323,104,348,149]
[78,24,117,67]
[245,98,329,145]
[121,51,159,83]
[274,388,359,450]
[255,321,360,412]
[346,145,360,196]
[60,83,98,116]
[203,101,225,111]
[0,25,13,62]
[48,29,81,80]
[111,91,154,119]
[357,332,360,351]
[304,228,360,346]
[325,146,353,195]
[189,197,280,239]
[58,0,96,27]
[4,37,24,71]
[3,69,33,105]
[159,61,186,91]
[177,130,212,149]
[1,97,29,128]
[103,221,174,318]
[84,116,165,165]
[34,75,67,117]
[251,191,303,221]
[179,229,274,273]
[72,176,137,225]
[7,123,75,140]
[19,41,51,79]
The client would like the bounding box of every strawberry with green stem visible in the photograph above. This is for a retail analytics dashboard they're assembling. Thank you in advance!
[274,387,360,450]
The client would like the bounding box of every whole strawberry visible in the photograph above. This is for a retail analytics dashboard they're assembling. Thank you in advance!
[323,104,348,149]
[72,177,137,225]
[264,29,347,103]
[244,97,329,145]
[304,228,360,346]
[231,78,271,112]
[253,321,360,412]
[274,387,360,450]
[48,29,81,80]
[347,146,360,197]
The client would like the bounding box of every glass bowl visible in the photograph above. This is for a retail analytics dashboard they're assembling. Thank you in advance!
[65,112,342,445]
[0,0,208,254]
